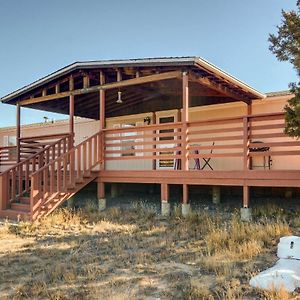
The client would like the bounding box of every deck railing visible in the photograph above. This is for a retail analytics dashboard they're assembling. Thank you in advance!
[103,112,300,171]
[30,131,102,219]
[0,146,17,166]
[0,134,72,211]
[104,122,183,166]
[19,133,71,160]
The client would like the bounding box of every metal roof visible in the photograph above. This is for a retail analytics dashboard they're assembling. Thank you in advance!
[1,56,265,102]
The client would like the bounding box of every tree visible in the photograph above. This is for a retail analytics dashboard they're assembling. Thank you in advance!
[269,1,300,137]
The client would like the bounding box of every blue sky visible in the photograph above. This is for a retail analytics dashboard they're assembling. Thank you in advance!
[0,0,298,127]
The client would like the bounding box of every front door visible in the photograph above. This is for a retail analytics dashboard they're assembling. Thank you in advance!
[157,114,176,169]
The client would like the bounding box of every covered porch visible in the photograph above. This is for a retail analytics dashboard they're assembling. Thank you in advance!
[1,57,299,220]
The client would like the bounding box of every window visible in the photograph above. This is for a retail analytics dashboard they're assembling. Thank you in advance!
[4,136,16,146]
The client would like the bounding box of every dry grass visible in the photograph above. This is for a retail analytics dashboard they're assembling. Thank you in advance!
[0,202,299,299]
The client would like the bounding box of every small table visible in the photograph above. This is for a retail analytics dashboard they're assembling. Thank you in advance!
[249,141,272,169]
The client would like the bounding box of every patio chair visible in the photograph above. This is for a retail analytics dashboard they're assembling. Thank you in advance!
[201,142,215,170]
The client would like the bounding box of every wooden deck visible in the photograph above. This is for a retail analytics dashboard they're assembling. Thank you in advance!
[98,170,300,188]
[0,111,299,221]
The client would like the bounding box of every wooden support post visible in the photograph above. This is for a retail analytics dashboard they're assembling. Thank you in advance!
[243,185,249,208]
[69,75,75,148]
[69,95,74,147]
[182,72,189,171]
[161,183,169,201]
[99,70,106,169]
[97,181,106,211]
[182,183,190,216]
[16,102,21,162]
[183,184,188,204]
[247,103,252,169]
[241,184,252,221]
[0,173,8,210]
[212,186,221,204]
[161,183,170,216]
[243,116,250,171]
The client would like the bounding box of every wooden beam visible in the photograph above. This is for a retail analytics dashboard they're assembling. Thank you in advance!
[117,69,122,82]
[55,84,60,94]
[19,71,182,106]
[190,72,250,103]
[83,74,90,88]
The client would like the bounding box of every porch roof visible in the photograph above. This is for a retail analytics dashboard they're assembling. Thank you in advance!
[1,56,266,119]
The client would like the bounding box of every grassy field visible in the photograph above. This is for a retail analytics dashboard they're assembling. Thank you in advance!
[0,201,300,299]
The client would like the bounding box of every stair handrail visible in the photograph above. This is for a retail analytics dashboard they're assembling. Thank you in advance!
[31,131,102,177]
[0,134,71,211]
[1,135,71,176]
[0,145,17,165]
[30,131,102,220]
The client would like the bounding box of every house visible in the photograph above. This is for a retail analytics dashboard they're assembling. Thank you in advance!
[0,56,298,221]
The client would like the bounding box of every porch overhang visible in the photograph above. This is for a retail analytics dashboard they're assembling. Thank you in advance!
[1,56,265,119]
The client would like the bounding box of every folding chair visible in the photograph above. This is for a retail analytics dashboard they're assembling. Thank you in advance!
[201,142,215,170]
[193,149,201,170]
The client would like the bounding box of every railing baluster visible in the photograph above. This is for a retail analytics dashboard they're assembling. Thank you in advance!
[11,168,16,201]
[93,136,97,166]
[58,140,61,157]
[25,161,29,193]
[77,146,81,179]
[63,155,67,191]
[69,151,75,187]
[43,169,47,204]
[57,159,61,192]
[88,139,92,170]
[18,164,22,197]
[50,163,54,194]
[83,143,87,173]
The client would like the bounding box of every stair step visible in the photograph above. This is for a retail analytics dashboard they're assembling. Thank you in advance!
[76,177,84,183]
[83,172,92,178]
[0,209,30,221]
[19,197,30,204]
[11,202,30,212]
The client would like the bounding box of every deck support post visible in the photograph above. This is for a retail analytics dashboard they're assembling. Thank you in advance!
[161,183,170,216]
[97,181,106,211]
[212,186,221,204]
[284,188,293,199]
[69,76,75,148]
[241,185,252,221]
[182,184,190,217]
[111,183,122,198]
[182,71,189,171]
[16,102,21,162]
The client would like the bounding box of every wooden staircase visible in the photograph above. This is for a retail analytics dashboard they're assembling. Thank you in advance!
[0,131,102,221]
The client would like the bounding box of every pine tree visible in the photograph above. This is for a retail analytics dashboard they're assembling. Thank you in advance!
[269,1,300,137]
